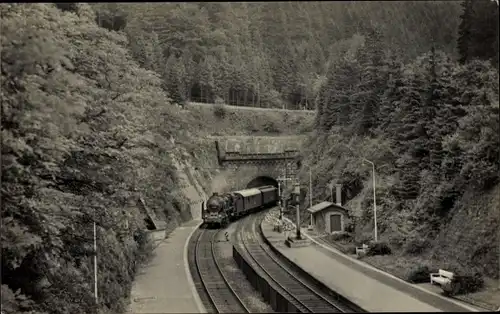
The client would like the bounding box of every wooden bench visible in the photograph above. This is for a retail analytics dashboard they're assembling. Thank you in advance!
[356,244,369,257]
[430,269,454,286]
[430,269,463,295]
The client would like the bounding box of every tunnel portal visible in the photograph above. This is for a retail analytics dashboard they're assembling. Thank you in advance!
[246,176,278,189]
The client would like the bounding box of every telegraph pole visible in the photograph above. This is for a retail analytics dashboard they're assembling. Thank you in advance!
[278,180,282,220]
[363,158,378,242]
[284,162,288,193]
[284,162,288,220]
[309,169,313,208]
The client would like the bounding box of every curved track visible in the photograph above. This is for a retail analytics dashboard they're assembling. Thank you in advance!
[237,211,355,313]
[194,227,250,313]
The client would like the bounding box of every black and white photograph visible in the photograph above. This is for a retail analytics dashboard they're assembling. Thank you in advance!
[1,2,499,313]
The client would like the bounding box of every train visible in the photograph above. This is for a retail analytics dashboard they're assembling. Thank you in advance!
[202,185,279,228]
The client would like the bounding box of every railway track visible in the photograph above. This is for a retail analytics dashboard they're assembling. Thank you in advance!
[237,211,356,313]
[192,226,250,313]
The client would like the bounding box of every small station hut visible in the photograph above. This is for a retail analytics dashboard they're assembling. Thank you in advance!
[307,184,350,233]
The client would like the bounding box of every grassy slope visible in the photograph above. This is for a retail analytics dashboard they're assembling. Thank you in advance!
[184,102,314,136]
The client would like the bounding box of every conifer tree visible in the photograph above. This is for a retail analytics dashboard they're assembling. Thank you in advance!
[424,47,456,173]
[164,54,187,105]
[351,26,385,135]
[457,0,473,64]
[376,51,405,135]
[458,0,499,66]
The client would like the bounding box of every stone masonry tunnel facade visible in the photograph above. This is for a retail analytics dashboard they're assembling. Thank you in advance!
[213,136,304,192]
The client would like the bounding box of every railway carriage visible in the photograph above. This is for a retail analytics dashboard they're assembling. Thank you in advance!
[233,188,262,216]
[257,185,279,207]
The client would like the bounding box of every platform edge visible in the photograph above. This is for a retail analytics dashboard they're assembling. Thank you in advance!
[184,220,206,314]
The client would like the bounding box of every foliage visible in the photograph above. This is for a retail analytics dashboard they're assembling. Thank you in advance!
[300,4,499,278]
[403,238,432,256]
[405,265,432,284]
[457,0,499,66]
[454,273,485,295]
[93,2,466,110]
[366,242,392,256]
[1,3,189,313]
[213,103,227,119]
[329,232,352,242]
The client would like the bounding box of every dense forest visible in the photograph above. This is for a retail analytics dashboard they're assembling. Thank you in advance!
[1,4,190,314]
[1,1,499,313]
[299,0,499,282]
[92,1,470,109]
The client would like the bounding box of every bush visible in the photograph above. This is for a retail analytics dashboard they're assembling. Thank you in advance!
[329,232,352,242]
[388,234,406,249]
[404,238,431,255]
[454,272,485,294]
[261,89,284,109]
[366,241,392,256]
[1,285,47,314]
[214,96,225,105]
[262,120,280,133]
[405,265,432,283]
[213,103,227,119]
[344,221,355,233]
[0,5,189,313]
[344,244,357,255]
[354,234,373,247]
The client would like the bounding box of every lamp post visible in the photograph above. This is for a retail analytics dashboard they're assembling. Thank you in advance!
[93,207,98,306]
[309,168,313,227]
[362,158,378,243]
[343,144,381,243]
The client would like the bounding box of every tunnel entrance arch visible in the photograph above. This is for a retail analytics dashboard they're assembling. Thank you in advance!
[246,176,278,189]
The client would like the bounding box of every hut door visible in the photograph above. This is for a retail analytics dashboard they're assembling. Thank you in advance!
[330,214,342,232]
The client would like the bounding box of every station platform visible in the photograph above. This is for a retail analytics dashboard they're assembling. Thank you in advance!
[127,219,205,313]
[261,218,481,312]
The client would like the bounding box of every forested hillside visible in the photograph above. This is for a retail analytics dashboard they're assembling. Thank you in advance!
[1,4,192,314]
[92,1,465,109]
[297,0,499,283]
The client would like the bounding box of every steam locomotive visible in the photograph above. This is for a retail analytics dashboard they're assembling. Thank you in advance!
[202,185,279,228]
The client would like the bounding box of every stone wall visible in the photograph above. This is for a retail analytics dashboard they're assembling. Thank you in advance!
[213,135,305,155]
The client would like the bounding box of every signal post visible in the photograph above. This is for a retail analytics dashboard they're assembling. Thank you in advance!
[284,180,310,248]
[294,181,301,240]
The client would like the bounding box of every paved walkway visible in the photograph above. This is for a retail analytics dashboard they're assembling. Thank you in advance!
[261,219,481,312]
[127,219,204,313]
